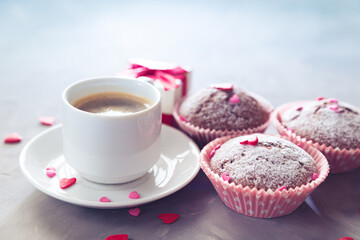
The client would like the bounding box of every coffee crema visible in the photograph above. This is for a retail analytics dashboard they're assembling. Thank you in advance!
[72,92,152,115]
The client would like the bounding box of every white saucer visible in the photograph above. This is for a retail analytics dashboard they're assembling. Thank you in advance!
[19,124,200,209]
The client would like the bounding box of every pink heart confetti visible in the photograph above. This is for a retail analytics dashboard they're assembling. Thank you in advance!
[99,196,111,202]
[209,149,216,158]
[222,173,230,182]
[296,106,303,111]
[239,135,258,145]
[128,191,140,199]
[38,117,55,126]
[329,98,338,103]
[312,173,319,181]
[210,144,221,158]
[288,128,294,133]
[179,115,188,122]
[278,186,287,191]
[158,213,180,224]
[210,83,233,90]
[45,167,56,178]
[329,105,338,111]
[128,207,140,217]
[105,234,128,240]
[316,96,325,101]
[229,94,240,103]
[4,133,22,143]
[60,178,76,189]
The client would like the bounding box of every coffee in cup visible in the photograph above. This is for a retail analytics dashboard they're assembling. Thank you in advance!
[72,92,152,116]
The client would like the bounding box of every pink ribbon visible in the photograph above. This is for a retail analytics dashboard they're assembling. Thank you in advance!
[124,60,189,96]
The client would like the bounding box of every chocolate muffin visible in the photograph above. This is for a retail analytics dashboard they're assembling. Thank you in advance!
[178,85,271,131]
[210,134,316,191]
[281,99,360,150]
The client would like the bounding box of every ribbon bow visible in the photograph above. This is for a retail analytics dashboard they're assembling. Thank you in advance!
[124,59,189,96]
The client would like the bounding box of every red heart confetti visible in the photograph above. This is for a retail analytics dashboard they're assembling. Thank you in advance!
[210,83,233,90]
[247,135,258,145]
[239,135,258,146]
[296,106,303,111]
[128,191,140,199]
[158,213,180,224]
[229,94,240,103]
[105,234,128,240]
[329,105,338,111]
[45,167,56,178]
[312,173,319,181]
[38,117,55,126]
[60,178,76,189]
[316,96,325,101]
[128,207,140,217]
[222,173,230,182]
[209,144,221,158]
[338,238,354,240]
[278,186,287,191]
[179,115,188,122]
[239,138,248,145]
[99,196,111,202]
[4,133,22,143]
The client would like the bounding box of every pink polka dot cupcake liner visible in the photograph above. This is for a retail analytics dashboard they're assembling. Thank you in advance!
[272,101,360,174]
[199,135,329,218]
[173,91,273,147]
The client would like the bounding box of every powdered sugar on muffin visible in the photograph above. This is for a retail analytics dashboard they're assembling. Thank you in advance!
[210,134,316,191]
[178,87,271,131]
[281,99,360,150]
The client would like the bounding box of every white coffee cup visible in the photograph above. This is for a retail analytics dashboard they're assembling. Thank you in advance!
[62,77,162,184]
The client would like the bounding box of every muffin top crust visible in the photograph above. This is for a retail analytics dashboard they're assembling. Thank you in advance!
[210,134,316,191]
[178,85,271,131]
[281,98,360,150]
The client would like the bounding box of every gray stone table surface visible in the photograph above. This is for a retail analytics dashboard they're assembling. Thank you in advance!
[0,0,359,239]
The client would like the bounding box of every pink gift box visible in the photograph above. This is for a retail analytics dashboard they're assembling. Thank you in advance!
[119,58,191,126]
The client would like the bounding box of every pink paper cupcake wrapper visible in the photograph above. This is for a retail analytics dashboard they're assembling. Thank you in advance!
[173,91,273,147]
[199,135,329,218]
[272,101,360,174]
